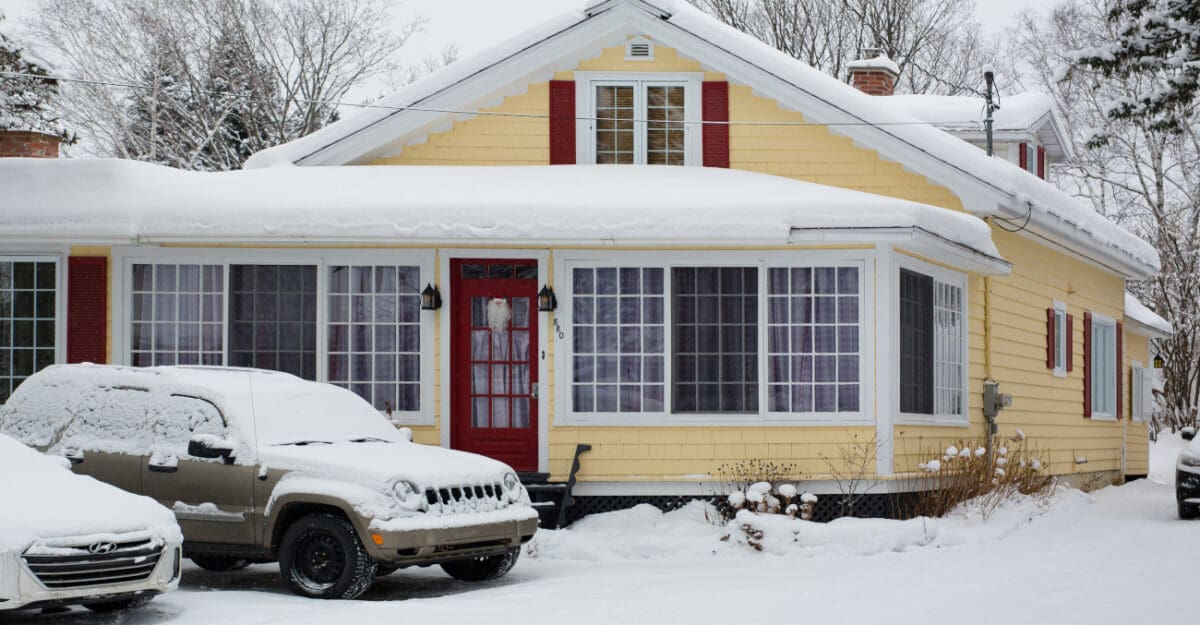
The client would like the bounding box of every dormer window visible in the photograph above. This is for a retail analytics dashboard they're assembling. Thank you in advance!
[1019,142,1046,180]
[576,72,702,166]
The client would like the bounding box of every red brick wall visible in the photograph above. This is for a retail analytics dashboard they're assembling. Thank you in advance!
[848,70,896,96]
[0,131,61,158]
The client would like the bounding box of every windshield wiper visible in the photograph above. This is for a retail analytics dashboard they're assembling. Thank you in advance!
[348,437,391,443]
[274,440,333,447]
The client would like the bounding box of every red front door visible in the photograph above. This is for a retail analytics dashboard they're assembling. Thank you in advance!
[450,259,539,472]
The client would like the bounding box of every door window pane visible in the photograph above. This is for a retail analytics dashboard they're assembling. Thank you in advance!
[327,265,421,413]
[0,260,57,403]
[130,263,224,371]
[571,266,665,414]
[229,265,317,380]
[672,267,758,414]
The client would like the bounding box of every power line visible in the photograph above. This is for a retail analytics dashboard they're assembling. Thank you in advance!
[0,70,990,129]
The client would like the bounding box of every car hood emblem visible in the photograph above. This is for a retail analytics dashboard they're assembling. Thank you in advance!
[87,541,118,555]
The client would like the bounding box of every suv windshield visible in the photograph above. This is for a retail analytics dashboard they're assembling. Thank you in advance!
[246,374,402,447]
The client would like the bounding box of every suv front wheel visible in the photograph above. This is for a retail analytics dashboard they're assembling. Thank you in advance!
[279,513,377,599]
[440,547,521,582]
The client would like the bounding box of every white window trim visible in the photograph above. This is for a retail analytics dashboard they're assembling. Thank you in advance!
[1130,360,1146,423]
[0,251,67,402]
[553,249,876,427]
[893,254,970,427]
[1025,142,1038,176]
[574,71,703,167]
[110,247,437,425]
[1089,313,1118,421]
[1052,300,1068,378]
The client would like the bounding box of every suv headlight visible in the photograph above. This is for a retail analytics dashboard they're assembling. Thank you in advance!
[391,480,423,510]
[503,472,520,492]
[1180,452,1200,469]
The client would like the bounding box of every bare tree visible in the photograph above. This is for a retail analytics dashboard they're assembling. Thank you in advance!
[28,0,423,170]
[693,0,1000,95]
[1006,0,1200,430]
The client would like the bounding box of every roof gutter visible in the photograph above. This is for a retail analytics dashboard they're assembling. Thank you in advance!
[787,226,1012,276]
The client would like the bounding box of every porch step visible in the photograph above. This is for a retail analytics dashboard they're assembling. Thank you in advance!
[525,483,569,529]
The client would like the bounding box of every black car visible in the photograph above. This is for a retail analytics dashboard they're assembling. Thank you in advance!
[1178,428,1200,519]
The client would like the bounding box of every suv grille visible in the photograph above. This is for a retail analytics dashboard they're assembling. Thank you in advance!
[424,482,508,513]
[21,537,163,590]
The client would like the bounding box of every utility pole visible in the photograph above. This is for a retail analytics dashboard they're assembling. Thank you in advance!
[984,69,999,157]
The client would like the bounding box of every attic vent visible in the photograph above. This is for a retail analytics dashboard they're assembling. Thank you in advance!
[625,36,654,61]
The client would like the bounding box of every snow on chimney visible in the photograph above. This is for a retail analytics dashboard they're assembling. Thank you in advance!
[848,51,900,96]
[0,130,61,158]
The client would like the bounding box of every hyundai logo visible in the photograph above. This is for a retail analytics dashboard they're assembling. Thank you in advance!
[87,542,118,555]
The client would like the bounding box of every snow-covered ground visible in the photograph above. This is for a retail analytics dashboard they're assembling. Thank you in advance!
[12,435,1198,625]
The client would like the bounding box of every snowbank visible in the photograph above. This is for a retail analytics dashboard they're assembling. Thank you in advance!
[0,159,1000,257]
[529,487,1090,562]
[0,434,181,552]
[1125,291,1172,336]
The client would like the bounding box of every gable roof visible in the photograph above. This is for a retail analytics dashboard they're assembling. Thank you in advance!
[1125,292,1172,338]
[879,93,1073,161]
[244,0,1157,281]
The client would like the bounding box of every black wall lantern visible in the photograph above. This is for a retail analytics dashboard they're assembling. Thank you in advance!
[537,284,557,311]
[1154,353,1165,369]
[420,283,442,310]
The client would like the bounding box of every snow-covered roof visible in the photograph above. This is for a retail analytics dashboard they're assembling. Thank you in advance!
[1124,292,1172,337]
[242,0,1157,281]
[879,93,1072,161]
[0,158,1003,265]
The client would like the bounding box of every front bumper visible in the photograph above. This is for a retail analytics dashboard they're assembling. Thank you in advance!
[0,540,182,612]
[365,508,539,564]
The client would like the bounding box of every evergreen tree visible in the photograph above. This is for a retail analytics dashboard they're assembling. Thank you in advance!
[1071,0,1200,134]
[0,12,74,144]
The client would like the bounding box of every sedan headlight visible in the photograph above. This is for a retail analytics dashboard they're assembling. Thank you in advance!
[391,480,423,510]
[1180,452,1200,469]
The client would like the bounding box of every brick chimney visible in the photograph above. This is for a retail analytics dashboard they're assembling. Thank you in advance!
[847,52,900,96]
[0,130,61,158]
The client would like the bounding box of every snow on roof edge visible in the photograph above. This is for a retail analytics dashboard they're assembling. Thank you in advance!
[1125,292,1172,336]
[0,158,1001,260]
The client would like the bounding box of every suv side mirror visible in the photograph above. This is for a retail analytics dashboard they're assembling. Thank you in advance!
[1183,427,1195,441]
[188,435,235,460]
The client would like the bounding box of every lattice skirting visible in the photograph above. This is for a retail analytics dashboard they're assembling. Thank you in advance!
[564,492,923,526]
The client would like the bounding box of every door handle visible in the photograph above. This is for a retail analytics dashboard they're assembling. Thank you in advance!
[148,455,179,473]
[62,449,84,465]
[531,382,538,399]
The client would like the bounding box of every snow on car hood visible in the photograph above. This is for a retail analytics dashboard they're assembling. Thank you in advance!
[258,439,516,491]
[0,435,181,553]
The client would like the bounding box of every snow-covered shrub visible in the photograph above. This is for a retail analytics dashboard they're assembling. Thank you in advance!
[710,460,802,523]
[719,486,819,551]
[907,433,1054,520]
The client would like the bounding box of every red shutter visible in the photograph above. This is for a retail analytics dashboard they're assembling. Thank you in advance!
[1083,312,1092,418]
[549,80,576,165]
[1018,142,1027,170]
[702,81,730,168]
[1116,321,1124,419]
[1066,313,1074,372]
[67,256,108,364]
[1037,145,1046,179]
[1046,307,1056,369]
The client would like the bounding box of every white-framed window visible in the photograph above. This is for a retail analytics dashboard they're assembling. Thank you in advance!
[576,72,703,166]
[1130,361,1150,423]
[116,249,435,423]
[1090,316,1117,419]
[556,251,871,425]
[1052,300,1067,376]
[896,257,969,424]
[0,256,62,403]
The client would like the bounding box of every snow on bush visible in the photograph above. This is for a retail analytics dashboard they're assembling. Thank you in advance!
[909,434,1054,520]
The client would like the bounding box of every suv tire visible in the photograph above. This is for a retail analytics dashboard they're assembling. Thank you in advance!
[1181,502,1198,520]
[440,547,520,582]
[83,595,152,612]
[190,556,251,572]
[279,513,377,599]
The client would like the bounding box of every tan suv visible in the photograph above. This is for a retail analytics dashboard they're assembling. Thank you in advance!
[0,365,538,600]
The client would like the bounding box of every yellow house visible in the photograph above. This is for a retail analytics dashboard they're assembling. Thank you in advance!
[0,0,1171,522]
